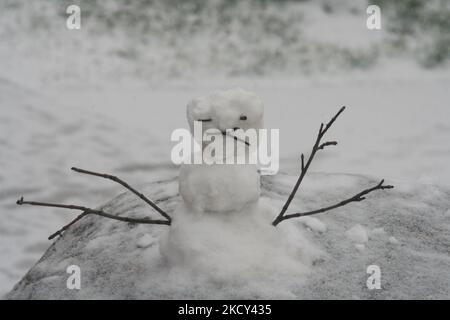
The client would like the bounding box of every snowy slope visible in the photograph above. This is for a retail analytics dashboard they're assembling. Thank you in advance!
[6,173,450,299]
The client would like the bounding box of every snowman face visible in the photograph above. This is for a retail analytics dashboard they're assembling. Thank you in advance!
[187,88,264,138]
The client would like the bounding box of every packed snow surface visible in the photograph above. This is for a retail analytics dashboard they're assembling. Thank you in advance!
[180,88,264,213]
[346,224,369,244]
[179,163,260,213]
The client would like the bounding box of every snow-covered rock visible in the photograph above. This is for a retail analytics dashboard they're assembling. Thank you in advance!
[5,173,450,299]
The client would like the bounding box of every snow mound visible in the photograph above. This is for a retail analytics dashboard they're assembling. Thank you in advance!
[160,200,319,291]
[346,224,369,244]
[298,216,327,233]
[6,173,450,299]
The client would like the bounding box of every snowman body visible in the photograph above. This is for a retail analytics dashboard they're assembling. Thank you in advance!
[159,88,320,285]
[179,161,260,213]
[179,88,264,213]
[160,88,301,274]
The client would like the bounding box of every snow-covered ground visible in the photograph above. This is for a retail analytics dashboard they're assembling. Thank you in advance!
[1,0,449,297]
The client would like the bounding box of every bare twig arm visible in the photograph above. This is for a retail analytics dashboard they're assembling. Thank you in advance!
[71,167,171,223]
[272,106,394,226]
[16,197,170,240]
[48,212,88,240]
[273,180,393,225]
[272,106,345,226]
[16,167,172,239]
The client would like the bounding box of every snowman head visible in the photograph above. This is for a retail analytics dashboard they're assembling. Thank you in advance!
[187,88,264,139]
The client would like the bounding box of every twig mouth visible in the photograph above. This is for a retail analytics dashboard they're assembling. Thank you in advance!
[222,131,250,146]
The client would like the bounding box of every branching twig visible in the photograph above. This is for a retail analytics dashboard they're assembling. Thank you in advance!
[272,106,345,226]
[16,167,171,240]
[48,212,88,240]
[275,180,393,224]
[71,167,171,223]
[318,141,338,150]
[272,106,393,226]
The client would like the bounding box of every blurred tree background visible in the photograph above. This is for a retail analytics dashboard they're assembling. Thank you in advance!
[372,0,449,67]
[0,0,448,85]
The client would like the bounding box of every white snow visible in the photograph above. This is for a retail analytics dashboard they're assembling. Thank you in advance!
[160,200,320,285]
[369,228,386,238]
[186,88,264,135]
[180,89,264,213]
[137,234,157,249]
[179,163,260,213]
[298,217,327,233]
[346,224,369,244]
[173,88,283,274]
[389,237,400,245]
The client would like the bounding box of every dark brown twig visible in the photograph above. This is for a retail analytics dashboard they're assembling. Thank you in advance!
[276,180,393,224]
[16,167,172,239]
[273,106,345,226]
[48,212,88,240]
[223,131,251,146]
[318,141,338,150]
[71,167,171,223]
[272,106,393,226]
[16,197,170,240]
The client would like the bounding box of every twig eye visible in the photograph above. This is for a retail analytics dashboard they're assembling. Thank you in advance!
[197,118,212,122]
[240,115,247,121]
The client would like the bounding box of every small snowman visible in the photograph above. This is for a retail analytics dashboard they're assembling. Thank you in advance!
[180,88,264,213]
[159,88,314,277]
